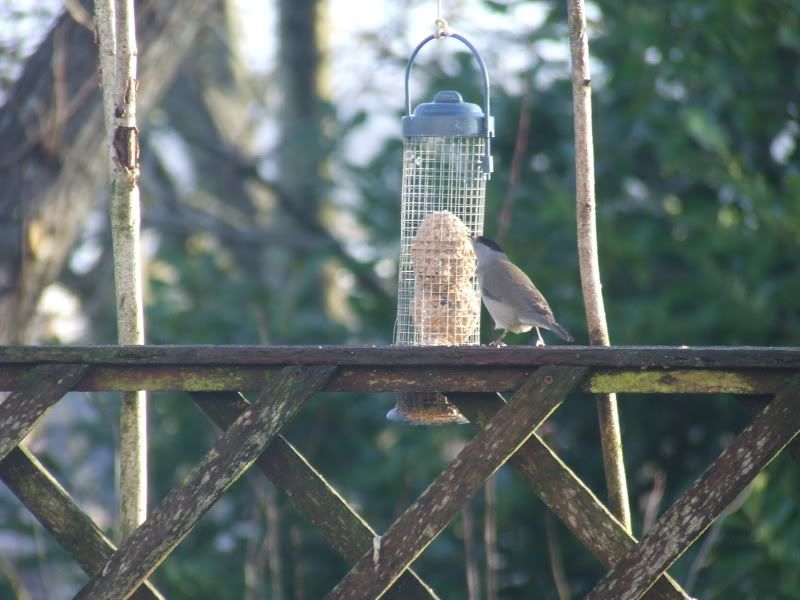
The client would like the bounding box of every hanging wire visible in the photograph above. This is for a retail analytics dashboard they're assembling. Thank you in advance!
[435,0,449,37]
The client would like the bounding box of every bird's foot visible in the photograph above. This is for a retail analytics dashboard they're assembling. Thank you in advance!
[489,340,507,348]
[535,338,546,347]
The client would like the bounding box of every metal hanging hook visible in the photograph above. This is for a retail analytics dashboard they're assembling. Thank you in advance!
[404,33,490,121]
[434,18,449,38]
[434,0,449,37]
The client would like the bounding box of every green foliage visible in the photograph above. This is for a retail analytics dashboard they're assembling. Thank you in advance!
[2,0,799,597]
[680,455,800,599]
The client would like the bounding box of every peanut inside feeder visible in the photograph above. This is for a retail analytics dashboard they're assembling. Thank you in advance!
[388,212,478,425]
[411,211,479,346]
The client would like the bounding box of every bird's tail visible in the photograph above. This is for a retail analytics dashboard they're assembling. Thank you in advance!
[549,321,574,342]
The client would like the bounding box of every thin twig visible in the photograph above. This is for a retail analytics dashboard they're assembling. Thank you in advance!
[566,0,632,533]
[63,0,95,31]
[265,481,284,600]
[495,69,534,244]
[243,493,264,600]
[484,473,499,600]
[545,513,572,600]
[461,500,481,600]
[290,524,306,600]
[641,469,666,534]
[31,518,50,600]
[0,556,32,600]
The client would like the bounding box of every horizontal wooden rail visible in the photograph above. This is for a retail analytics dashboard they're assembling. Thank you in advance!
[0,346,797,394]
[0,365,791,395]
[0,345,799,367]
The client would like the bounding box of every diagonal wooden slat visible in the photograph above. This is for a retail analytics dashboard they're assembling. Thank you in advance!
[191,391,439,600]
[739,395,800,465]
[450,392,689,600]
[0,363,89,462]
[325,366,587,600]
[75,366,335,600]
[0,445,164,599]
[588,375,800,600]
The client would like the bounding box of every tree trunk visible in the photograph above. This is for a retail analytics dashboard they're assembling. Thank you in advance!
[0,0,221,344]
[278,0,326,214]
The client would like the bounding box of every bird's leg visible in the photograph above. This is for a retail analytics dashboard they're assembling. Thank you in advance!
[489,330,508,347]
[535,327,546,347]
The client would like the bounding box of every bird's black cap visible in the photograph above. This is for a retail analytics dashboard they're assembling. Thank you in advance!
[474,236,505,253]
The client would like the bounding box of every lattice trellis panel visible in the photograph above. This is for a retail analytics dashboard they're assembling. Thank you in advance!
[0,346,798,600]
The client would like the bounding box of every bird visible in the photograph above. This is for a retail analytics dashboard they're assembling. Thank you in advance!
[470,236,574,346]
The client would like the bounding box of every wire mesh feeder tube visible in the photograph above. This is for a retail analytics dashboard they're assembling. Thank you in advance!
[389,32,494,425]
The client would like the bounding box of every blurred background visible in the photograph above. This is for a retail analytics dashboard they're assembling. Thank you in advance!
[0,0,799,597]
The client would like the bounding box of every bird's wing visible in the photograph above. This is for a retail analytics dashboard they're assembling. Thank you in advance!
[481,260,556,323]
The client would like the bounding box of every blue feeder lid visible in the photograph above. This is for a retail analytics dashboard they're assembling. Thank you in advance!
[402,91,494,138]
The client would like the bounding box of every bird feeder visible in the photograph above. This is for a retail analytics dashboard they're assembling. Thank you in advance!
[389,31,494,424]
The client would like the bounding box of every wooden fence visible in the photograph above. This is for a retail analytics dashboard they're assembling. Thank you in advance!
[1,345,798,599]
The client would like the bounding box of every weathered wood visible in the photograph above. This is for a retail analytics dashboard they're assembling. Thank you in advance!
[451,393,689,600]
[0,445,163,600]
[326,367,587,600]
[739,395,800,465]
[0,344,799,368]
[192,391,439,600]
[0,365,536,393]
[0,364,792,394]
[588,375,800,600]
[590,369,793,394]
[75,366,335,600]
[0,364,89,462]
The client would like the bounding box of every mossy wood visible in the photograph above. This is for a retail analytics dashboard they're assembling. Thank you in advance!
[0,366,788,394]
[0,445,164,600]
[588,376,800,600]
[75,366,335,600]
[192,391,438,600]
[0,347,796,395]
[326,367,587,600]
[451,392,690,600]
[1,344,799,367]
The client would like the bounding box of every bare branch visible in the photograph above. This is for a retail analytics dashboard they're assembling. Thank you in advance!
[62,0,95,31]
[495,71,534,244]
[566,0,632,532]
[94,0,147,539]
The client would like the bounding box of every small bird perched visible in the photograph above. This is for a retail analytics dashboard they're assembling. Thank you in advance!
[470,236,574,346]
